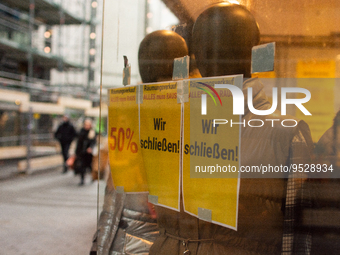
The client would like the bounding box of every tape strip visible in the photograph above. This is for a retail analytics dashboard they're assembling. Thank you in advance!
[234,75,243,89]
[148,195,158,205]
[136,85,143,104]
[136,85,139,104]
[116,186,124,193]
[198,207,212,222]
[177,80,189,103]
[123,65,131,86]
[172,55,189,80]
[251,42,275,73]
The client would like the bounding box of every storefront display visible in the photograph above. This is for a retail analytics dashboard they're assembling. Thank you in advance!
[98,0,340,254]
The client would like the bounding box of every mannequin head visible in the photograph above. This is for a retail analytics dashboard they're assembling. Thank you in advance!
[138,30,188,83]
[192,3,260,78]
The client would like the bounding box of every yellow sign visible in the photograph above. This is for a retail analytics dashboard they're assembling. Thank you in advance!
[108,86,148,192]
[183,76,242,229]
[296,60,335,142]
[107,76,242,228]
[140,82,181,211]
[297,60,335,78]
[33,113,41,119]
[251,71,276,79]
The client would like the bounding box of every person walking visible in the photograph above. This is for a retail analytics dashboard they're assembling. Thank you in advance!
[54,115,77,173]
[75,118,96,186]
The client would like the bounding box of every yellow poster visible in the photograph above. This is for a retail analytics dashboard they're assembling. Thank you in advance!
[183,75,242,230]
[140,82,181,211]
[296,60,335,142]
[108,86,148,192]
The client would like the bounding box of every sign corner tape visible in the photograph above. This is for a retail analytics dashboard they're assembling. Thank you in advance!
[116,186,125,193]
[148,195,158,204]
[198,207,212,222]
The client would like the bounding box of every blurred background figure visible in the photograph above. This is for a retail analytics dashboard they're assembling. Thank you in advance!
[75,118,96,186]
[54,115,77,173]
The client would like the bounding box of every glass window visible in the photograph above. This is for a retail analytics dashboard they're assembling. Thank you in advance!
[98,1,340,254]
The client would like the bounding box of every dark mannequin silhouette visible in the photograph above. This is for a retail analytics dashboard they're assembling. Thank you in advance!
[138,30,188,83]
[192,3,259,78]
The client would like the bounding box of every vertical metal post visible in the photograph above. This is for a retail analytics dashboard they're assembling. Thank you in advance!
[81,0,86,70]
[26,107,33,172]
[28,0,35,94]
[58,0,65,94]
[19,112,25,146]
[87,0,97,99]
[144,0,149,36]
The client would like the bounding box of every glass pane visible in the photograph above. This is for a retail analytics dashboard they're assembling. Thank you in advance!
[99,1,340,254]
